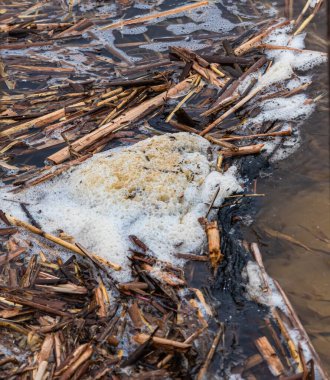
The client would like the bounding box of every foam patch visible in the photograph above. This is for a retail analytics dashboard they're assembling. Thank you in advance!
[3,133,242,281]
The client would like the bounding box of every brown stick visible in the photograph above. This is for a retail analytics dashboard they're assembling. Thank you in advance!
[205,221,223,270]
[234,20,290,56]
[101,1,209,30]
[273,281,329,379]
[206,135,239,151]
[134,334,192,351]
[157,328,205,368]
[220,143,264,158]
[219,128,292,141]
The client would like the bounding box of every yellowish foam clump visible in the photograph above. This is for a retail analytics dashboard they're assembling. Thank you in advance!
[4,133,242,280]
[75,133,210,213]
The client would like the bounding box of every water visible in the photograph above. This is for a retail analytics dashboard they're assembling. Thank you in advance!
[253,78,330,370]
[251,2,330,371]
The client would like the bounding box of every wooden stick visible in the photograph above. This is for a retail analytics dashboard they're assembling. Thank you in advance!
[219,128,292,141]
[101,1,209,30]
[220,143,264,158]
[168,120,199,134]
[206,135,239,151]
[134,334,192,351]
[250,243,270,292]
[234,20,290,56]
[48,79,192,164]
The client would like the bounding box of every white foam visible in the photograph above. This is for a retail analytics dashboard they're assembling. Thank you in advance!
[120,26,148,35]
[166,4,238,35]
[253,94,315,123]
[141,39,208,52]
[2,133,241,281]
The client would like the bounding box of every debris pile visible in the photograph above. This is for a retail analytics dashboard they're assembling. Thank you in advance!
[0,0,328,379]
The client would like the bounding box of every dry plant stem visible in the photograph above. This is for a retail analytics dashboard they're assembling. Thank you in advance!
[205,187,221,218]
[168,120,199,134]
[197,325,223,380]
[215,56,267,107]
[200,87,261,136]
[271,308,302,371]
[219,128,292,141]
[191,62,227,87]
[48,79,192,164]
[294,0,324,36]
[295,0,313,26]
[220,143,264,158]
[101,1,208,30]
[206,135,239,151]
[234,20,291,56]
[201,93,240,117]
[4,213,121,271]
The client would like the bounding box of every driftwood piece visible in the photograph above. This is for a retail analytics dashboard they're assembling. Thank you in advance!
[101,1,209,30]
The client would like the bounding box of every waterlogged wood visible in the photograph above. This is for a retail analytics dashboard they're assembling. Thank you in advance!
[101,1,209,30]
[0,108,65,137]
[205,221,223,270]
[0,247,25,265]
[255,336,285,376]
[264,227,312,251]
[48,79,192,164]
[56,343,93,379]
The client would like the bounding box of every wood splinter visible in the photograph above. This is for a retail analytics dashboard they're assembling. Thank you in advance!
[205,220,224,271]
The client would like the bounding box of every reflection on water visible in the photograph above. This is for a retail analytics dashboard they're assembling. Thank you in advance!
[254,80,330,370]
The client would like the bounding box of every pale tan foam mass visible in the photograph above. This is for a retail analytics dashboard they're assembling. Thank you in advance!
[2,133,242,281]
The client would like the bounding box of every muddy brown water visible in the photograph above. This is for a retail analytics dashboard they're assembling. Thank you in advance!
[251,1,330,372]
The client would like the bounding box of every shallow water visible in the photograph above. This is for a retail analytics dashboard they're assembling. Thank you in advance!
[254,84,330,371]
[250,1,330,372]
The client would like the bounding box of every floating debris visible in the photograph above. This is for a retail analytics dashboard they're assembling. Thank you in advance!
[0,0,328,379]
